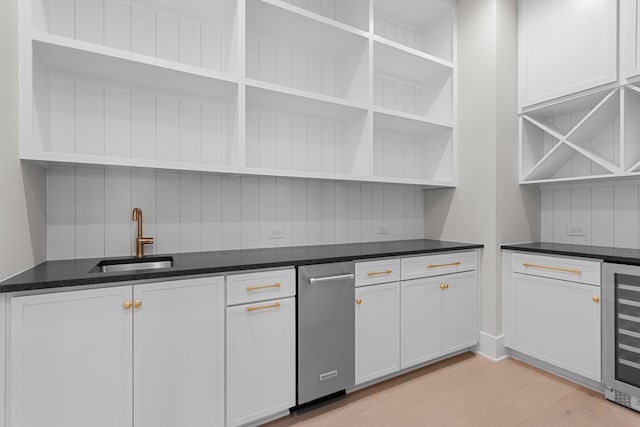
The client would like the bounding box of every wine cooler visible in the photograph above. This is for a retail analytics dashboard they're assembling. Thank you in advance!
[603,263,640,412]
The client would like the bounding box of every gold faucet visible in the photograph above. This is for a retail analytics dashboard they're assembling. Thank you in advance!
[132,208,154,258]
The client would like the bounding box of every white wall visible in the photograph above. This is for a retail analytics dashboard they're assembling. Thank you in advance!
[540,180,640,248]
[424,0,540,339]
[47,166,425,260]
[0,0,47,281]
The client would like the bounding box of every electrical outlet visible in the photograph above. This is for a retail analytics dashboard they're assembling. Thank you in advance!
[268,226,285,239]
[377,224,390,235]
[567,224,586,237]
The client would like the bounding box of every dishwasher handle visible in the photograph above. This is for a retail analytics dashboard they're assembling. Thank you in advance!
[308,273,355,285]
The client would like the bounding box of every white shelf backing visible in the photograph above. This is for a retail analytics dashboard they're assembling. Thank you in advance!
[30,41,238,166]
[625,86,640,171]
[373,41,452,122]
[246,0,369,104]
[373,0,454,62]
[277,0,369,32]
[31,0,239,74]
[245,85,370,175]
[373,112,453,183]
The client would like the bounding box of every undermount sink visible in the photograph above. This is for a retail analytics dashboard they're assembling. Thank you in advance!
[95,256,174,273]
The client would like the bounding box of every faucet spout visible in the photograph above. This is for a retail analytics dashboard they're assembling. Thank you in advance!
[132,207,154,258]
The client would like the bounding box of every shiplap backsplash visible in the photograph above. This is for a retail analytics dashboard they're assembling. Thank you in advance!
[47,166,425,260]
[540,180,640,248]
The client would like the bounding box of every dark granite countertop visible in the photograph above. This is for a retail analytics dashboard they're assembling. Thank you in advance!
[501,242,640,266]
[0,239,483,293]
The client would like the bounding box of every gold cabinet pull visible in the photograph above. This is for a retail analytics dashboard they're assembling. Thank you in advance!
[428,262,461,269]
[246,302,281,312]
[367,269,392,276]
[440,283,449,289]
[356,298,363,305]
[593,297,600,303]
[133,300,142,308]
[123,300,133,310]
[246,283,282,292]
[522,263,582,274]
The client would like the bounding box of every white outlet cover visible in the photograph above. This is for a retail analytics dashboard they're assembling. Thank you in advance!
[377,224,390,235]
[268,226,285,239]
[567,224,586,237]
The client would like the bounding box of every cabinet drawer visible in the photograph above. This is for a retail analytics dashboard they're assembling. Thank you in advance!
[512,253,600,286]
[401,251,477,280]
[226,268,295,305]
[355,258,400,287]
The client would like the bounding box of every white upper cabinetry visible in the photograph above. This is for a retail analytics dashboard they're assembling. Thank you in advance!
[519,0,617,109]
[20,0,457,188]
[518,0,640,184]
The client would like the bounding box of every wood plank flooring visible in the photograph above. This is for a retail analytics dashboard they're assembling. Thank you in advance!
[265,353,640,426]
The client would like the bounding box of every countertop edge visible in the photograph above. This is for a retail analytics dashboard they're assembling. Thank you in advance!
[1,242,484,293]
[501,243,640,267]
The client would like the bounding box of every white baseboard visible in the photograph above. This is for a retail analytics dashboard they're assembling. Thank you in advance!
[475,331,506,361]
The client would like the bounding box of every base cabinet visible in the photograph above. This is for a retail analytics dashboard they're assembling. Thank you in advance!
[401,271,478,369]
[355,282,400,385]
[9,277,225,427]
[510,273,601,381]
[226,297,296,427]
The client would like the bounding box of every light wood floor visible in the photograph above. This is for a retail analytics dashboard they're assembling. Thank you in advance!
[265,353,640,426]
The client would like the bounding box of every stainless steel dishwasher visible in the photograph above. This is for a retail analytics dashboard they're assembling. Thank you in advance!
[297,262,355,405]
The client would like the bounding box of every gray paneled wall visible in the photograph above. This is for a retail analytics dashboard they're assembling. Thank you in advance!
[47,166,425,260]
[540,180,640,248]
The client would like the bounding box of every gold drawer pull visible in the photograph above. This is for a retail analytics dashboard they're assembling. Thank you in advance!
[133,300,142,309]
[367,269,392,276]
[356,298,363,305]
[246,283,282,292]
[440,283,449,289]
[246,302,282,312]
[593,297,600,303]
[522,263,582,274]
[428,262,461,269]
[123,300,133,310]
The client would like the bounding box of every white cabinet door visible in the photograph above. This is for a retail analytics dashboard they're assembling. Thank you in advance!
[622,0,640,79]
[512,273,601,381]
[227,297,296,427]
[133,277,225,427]
[519,0,617,107]
[401,276,443,369]
[442,271,478,354]
[10,286,133,427]
[355,282,400,385]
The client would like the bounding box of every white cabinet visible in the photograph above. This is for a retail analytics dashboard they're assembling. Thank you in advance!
[133,280,225,427]
[10,286,133,427]
[9,277,225,427]
[355,281,400,385]
[21,0,458,187]
[621,0,640,80]
[518,0,617,108]
[226,269,296,427]
[504,251,601,382]
[401,270,478,369]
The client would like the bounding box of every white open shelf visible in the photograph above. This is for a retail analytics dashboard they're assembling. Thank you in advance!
[21,0,457,188]
[373,111,454,183]
[373,40,452,122]
[31,0,239,74]
[373,0,454,62]
[246,0,369,105]
[520,88,621,183]
[245,84,369,176]
[268,0,369,33]
[29,37,239,167]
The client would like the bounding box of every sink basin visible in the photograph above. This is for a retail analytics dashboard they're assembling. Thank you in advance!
[95,256,174,273]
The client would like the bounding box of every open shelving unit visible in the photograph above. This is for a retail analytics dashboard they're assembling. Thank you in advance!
[520,88,624,183]
[20,0,457,188]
